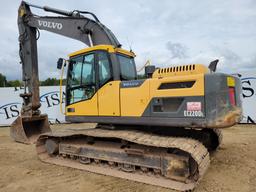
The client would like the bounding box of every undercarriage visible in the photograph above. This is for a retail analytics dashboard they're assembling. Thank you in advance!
[36,126,221,191]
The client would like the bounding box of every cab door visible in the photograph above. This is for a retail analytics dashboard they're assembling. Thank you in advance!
[66,53,98,116]
[97,51,120,116]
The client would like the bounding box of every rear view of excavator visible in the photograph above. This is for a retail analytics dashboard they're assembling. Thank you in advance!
[11,1,242,191]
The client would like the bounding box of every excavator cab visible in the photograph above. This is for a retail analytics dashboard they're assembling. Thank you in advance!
[64,45,136,107]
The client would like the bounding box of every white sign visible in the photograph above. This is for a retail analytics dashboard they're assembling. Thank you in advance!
[0,86,65,126]
[240,71,256,123]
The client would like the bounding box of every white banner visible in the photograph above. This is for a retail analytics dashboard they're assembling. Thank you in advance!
[240,71,256,123]
[0,72,255,126]
[0,86,65,126]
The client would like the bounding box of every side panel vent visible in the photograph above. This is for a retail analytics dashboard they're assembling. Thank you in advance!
[158,64,196,74]
[158,81,195,90]
[153,98,184,112]
[152,64,208,78]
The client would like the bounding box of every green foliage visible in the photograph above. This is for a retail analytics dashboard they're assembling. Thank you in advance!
[0,73,23,87]
[6,80,22,87]
[0,73,66,87]
[0,73,7,87]
[40,78,59,86]
[40,78,66,86]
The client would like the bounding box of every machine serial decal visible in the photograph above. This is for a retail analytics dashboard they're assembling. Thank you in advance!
[184,110,203,117]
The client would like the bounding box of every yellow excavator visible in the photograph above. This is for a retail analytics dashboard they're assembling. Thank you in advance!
[11,1,242,191]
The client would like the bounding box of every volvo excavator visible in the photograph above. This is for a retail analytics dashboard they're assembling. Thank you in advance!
[10,1,242,191]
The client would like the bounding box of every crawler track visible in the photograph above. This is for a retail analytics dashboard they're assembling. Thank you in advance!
[36,128,211,191]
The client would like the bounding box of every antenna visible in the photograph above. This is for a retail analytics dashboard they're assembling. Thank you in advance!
[137,60,151,73]
[126,36,133,52]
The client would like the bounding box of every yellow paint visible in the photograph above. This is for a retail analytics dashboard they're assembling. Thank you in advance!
[59,60,65,115]
[227,76,235,87]
[68,45,135,58]
[115,48,135,57]
[19,8,25,17]
[120,80,150,116]
[69,45,114,57]
[98,81,120,116]
[153,64,209,78]
[150,74,205,98]
[119,74,204,117]
[66,94,98,116]
[65,65,206,118]
[66,73,205,117]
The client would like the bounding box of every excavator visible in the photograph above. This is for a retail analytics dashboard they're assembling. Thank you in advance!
[10,1,242,191]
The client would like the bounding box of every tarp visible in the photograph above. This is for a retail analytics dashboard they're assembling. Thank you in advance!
[240,71,256,123]
[0,86,65,126]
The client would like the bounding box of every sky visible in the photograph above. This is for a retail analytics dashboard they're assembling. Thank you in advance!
[0,0,255,80]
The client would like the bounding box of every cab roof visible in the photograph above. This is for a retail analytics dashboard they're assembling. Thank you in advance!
[68,45,135,58]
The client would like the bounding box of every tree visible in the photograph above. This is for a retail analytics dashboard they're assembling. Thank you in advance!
[0,73,7,87]
[40,78,59,86]
[6,80,22,87]
[40,78,66,86]
[0,74,66,87]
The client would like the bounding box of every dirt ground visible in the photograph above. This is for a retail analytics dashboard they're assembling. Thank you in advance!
[0,124,255,192]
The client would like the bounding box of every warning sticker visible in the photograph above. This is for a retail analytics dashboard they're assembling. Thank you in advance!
[187,102,202,111]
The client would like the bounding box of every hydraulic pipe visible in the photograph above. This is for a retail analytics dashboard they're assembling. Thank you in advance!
[24,1,74,17]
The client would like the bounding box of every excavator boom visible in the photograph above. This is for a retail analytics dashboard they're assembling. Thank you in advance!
[11,1,121,144]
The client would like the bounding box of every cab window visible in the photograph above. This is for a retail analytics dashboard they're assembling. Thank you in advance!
[67,53,96,104]
[70,56,83,87]
[82,54,95,85]
[98,51,112,86]
[117,54,136,80]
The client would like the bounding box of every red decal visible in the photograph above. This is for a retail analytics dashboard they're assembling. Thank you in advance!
[187,102,201,111]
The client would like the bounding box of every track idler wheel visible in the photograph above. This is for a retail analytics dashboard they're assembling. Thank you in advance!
[45,139,59,155]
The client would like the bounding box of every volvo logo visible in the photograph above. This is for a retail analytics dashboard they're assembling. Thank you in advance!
[38,20,63,30]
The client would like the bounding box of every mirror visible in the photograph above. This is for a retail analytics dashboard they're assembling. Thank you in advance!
[145,65,156,78]
[57,58,64,69]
